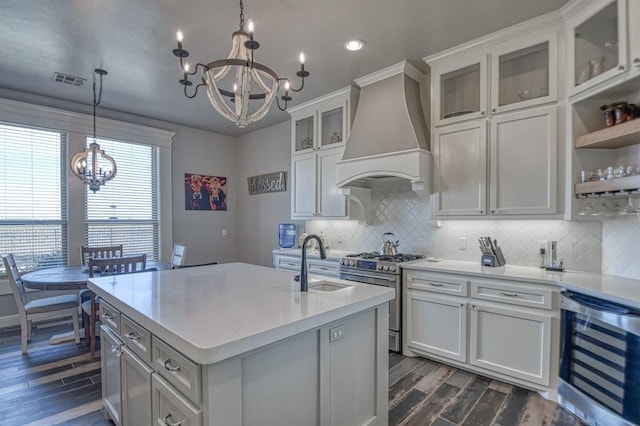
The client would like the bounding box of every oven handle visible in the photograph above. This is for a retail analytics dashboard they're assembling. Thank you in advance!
[561,294,640,336]
[340,271,397,286]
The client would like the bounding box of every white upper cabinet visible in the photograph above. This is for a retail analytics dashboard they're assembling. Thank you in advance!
[565,0,636,97]
[428,24,560,218]
[433,55,488,126]
[291,92,349,156]
[490,37,557,114]
[288,87,358,220]
[432,33,556,127]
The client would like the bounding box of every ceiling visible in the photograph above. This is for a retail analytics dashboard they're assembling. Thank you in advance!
[0,0,567,137]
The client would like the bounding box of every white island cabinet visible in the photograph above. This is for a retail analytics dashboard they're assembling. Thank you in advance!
[88,262,393,426]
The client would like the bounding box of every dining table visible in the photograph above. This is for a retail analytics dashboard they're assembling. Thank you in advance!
[21,261,171,344]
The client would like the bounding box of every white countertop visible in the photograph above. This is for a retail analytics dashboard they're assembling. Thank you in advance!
[88,262,394,365]
[272,248,355,260]
[403,259,640,308]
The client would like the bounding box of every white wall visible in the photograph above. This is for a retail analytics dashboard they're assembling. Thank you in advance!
[236,121,296,267]
[171,126,238,265]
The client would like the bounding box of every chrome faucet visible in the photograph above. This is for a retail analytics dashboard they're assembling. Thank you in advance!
[300,234,326,292]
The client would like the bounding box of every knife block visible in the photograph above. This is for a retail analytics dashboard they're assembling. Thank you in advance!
[481,247,506,267]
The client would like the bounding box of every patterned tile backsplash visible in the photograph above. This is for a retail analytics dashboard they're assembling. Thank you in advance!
[305,188,608,273]
[602,216,640,279]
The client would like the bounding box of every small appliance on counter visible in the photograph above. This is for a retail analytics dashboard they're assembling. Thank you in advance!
[544,240,564,271]
[278,223,297,249]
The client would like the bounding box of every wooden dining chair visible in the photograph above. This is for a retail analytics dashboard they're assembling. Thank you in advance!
[2,254,81,355]
[81,244,123,266]
[79,245,124,336]
[85,254,147,357]
[171,244,187,268]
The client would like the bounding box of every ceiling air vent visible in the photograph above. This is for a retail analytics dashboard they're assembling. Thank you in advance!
[51,72,86,87]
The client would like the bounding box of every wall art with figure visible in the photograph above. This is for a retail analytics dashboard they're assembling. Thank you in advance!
[185,173,228,211]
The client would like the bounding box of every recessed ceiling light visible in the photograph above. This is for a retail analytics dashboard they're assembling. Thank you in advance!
[344,39,365,51]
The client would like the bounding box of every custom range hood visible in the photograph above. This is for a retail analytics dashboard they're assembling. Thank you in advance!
[336,61,431,192]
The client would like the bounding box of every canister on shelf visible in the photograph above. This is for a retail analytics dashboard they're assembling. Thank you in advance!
[600,104,615,127]
[613,102,628,124]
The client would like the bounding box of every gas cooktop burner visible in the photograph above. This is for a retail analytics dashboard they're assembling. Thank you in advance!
[345,252,423,262]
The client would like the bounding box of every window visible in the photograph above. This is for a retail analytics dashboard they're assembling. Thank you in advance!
[0,123,67,274]
[85,138,159,260]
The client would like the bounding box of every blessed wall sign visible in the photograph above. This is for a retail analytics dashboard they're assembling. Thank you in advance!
[247,171,286,195]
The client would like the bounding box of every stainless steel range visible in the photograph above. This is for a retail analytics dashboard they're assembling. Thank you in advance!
[339,252,423,352]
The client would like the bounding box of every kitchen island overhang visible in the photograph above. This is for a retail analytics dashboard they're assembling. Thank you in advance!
[89,262,393,426]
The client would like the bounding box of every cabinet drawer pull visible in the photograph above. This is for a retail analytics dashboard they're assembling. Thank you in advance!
[429,282,444,287]
[102,313,114,320]
[472,305,478,310]
[163,412,183,426]
[618,64,625,71]
[500,291,519,297]
[111,345,122,357]
[164,359,181,372]
[318,267,329,271]
[125,332,141,341]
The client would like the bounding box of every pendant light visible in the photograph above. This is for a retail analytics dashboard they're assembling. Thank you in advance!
[70,69,117,192]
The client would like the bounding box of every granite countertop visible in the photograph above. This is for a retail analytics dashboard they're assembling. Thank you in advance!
[88,262,394,365]
[403,259,640,309]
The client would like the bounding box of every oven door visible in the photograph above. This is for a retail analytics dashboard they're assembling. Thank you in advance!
[340,269,400,351]
[559,291,640,426]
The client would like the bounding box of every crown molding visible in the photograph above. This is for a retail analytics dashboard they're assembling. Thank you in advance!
[0,97,176,148]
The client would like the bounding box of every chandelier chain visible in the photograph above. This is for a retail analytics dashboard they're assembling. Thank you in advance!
[239,0,245,30]
[92,71,104,141]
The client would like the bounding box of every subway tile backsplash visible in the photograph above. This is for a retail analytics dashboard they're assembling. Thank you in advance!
[305,188,606,274]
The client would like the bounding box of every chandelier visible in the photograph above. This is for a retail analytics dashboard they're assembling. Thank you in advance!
[172,0,309,128]
[70,69,117,192]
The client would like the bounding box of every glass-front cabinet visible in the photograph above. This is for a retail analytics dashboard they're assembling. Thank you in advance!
[433,55,487,126]
[566,0,628,96]
[432,33,556,126]
[292,100,346,155]
[491,38,556,114]
[293,115,315,154]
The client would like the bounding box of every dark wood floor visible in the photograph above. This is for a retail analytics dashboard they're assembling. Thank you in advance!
[0,324,582,425]
[389,352,583,426]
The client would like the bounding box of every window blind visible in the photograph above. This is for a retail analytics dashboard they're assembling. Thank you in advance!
[85,138,159,260]
[0,123,67,274]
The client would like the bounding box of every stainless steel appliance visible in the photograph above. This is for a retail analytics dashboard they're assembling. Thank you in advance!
[339,252,423,352]
[559,291,640,426]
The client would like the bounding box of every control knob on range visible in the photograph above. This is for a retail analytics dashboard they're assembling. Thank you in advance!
[377,265,383,270]
[349,260,355,267]
[390,266,396,272]
[383,265,389,271]
[340,259,345,265]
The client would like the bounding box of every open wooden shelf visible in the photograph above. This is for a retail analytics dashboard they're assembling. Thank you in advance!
[574,118,640,149]
[575,175,640,196]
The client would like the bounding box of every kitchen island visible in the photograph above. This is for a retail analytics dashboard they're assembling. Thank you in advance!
[88,262,393,426]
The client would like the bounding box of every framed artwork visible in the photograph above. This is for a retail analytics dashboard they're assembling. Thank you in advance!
[185,173,227,211]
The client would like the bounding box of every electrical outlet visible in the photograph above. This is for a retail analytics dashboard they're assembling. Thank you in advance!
[538,240,547,249]
[222,229,227,236]
[329,325,345,342]
[458,237,467,250]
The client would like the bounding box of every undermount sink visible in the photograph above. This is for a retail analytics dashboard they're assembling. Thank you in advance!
[308,281,353,292]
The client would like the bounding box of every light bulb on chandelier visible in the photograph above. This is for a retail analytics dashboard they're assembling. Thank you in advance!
[172,0,310,128]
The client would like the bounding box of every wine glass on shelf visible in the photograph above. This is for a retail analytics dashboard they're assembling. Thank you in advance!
[579,201,595,216]
[621,196,639,215]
